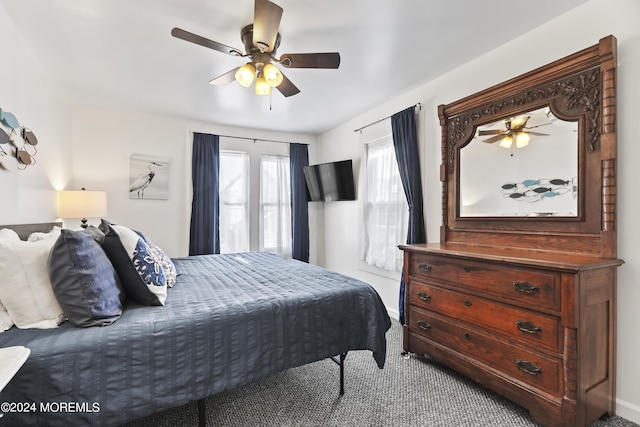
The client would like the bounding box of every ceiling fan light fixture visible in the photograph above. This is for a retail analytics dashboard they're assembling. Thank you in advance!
[255,74,271,95]
[516,132,530,148]
[263,63,283,87]
[171,0,339,98]
[511,115,529,128]
[235,63,256,87]
[499,136,513,149]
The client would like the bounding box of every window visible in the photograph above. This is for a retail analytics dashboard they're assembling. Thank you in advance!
[260,154,291,257]
[361,136,408,272]
[219,150,250,253]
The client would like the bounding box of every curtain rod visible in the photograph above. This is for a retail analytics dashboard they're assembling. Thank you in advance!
[214,134,308,145]
[353,103,421,133]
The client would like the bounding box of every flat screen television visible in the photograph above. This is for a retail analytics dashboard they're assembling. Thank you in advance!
[303,159,356,202]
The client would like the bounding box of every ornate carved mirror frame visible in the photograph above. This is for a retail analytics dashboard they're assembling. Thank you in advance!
[438,35,617,258]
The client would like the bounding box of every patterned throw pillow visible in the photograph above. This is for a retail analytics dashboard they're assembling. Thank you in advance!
[99,221,167,306]
[135,231,177,287]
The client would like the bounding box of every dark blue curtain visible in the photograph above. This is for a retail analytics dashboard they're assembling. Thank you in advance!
[391,106,426,325]
[289,143,310,262]
[189,132,220,256]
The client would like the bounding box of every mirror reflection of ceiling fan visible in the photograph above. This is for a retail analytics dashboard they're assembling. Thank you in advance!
[478,115,550,149]
[171,0,340,97]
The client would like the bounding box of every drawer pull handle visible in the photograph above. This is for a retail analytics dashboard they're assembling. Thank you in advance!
[515,359,542,376]
[463,266,472,273]
[417,292,431,302]
[418,263,432,273]
[516,320,542,335]
[513,281,540,295]
[463,299,472,307]
[417,320,431,331]
[463,333,472,340]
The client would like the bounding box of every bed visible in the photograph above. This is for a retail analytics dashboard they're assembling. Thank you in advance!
[0,222,392,427]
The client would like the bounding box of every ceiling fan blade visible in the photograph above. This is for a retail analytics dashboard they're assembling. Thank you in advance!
[171,27,242,56]
[209,67,241,86]
[477,129,503,136]
[526,132,550,136]
[276,72,300,97]
[279,52,341,69]
[253,0,283,52]
[482,134,505,144]
[526,123,553,129]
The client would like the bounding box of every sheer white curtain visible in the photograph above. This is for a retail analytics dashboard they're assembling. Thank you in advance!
[219,150,250,253]
[362,137,408,272]
[260,154,292,257]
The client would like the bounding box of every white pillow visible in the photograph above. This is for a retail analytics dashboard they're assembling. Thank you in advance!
[0,301,14,332]
[0,228,20,242]
[0,239,65,329]
[27,226,62,242]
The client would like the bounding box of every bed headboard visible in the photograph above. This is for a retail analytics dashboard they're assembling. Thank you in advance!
[0,222,63,241]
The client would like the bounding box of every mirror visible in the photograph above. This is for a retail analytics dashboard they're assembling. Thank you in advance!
[437,36,617,257]
[460,107,578,217]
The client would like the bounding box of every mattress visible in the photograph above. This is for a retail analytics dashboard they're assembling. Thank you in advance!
[0,252,391,426]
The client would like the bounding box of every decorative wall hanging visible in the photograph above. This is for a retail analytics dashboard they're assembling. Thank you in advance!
[0,107,39,171]
[128,153,170,200]
[501,177,577,202]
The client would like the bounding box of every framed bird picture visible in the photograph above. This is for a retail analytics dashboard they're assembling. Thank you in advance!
[128,153,170,200]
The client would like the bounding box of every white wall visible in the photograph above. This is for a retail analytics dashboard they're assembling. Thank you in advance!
[70,106,187,255]
[318,0,640,421]
[70,107,321,262]
[0,6,72,224]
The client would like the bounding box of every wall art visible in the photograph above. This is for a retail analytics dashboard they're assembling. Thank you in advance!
[128,153,170,200]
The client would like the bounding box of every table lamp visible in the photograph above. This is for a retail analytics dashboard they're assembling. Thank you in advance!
[57,188,108,229]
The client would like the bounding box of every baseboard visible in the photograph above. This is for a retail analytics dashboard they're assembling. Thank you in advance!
[616,398,640,425]
[386,307,399,321]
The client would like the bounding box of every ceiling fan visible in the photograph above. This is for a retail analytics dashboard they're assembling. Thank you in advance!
[478,115,549,148]
[171,0,340,97]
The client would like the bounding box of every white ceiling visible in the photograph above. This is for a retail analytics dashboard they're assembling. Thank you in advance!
[1,0,590,135]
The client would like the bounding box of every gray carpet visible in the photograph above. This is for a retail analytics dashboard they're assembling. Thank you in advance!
[123,322,638,427]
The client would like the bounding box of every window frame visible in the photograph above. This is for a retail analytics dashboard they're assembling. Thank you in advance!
[259,153,292,257]
[219,149,251,254]
[358,134,408,280]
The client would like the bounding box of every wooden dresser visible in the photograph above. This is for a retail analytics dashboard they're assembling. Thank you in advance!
[402,36,622,426]
[401,243,622,426]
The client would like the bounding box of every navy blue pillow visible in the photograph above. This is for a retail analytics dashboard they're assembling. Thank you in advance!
[48,229,124,327]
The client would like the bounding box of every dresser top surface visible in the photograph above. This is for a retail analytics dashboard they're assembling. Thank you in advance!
[400,243,624,272]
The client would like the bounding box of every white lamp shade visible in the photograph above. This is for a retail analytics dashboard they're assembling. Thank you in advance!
[235,63,256,87]
[263,63,283,87]
[255,75,271,95]
[515,132,530,148]
[57,190,108,219]
[499,136,513,149]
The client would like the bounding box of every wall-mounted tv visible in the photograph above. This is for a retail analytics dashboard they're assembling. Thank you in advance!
[303,159,356,202]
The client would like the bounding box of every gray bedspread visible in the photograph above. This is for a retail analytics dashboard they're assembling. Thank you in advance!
[0,252,391,426]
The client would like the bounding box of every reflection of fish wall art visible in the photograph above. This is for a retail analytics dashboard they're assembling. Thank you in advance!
[129,154,170,200]
[501,178,577,202]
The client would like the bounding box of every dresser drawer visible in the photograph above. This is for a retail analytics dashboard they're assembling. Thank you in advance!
[408,253,560,311]
[408,282,561,351]
[408,306,561,396]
